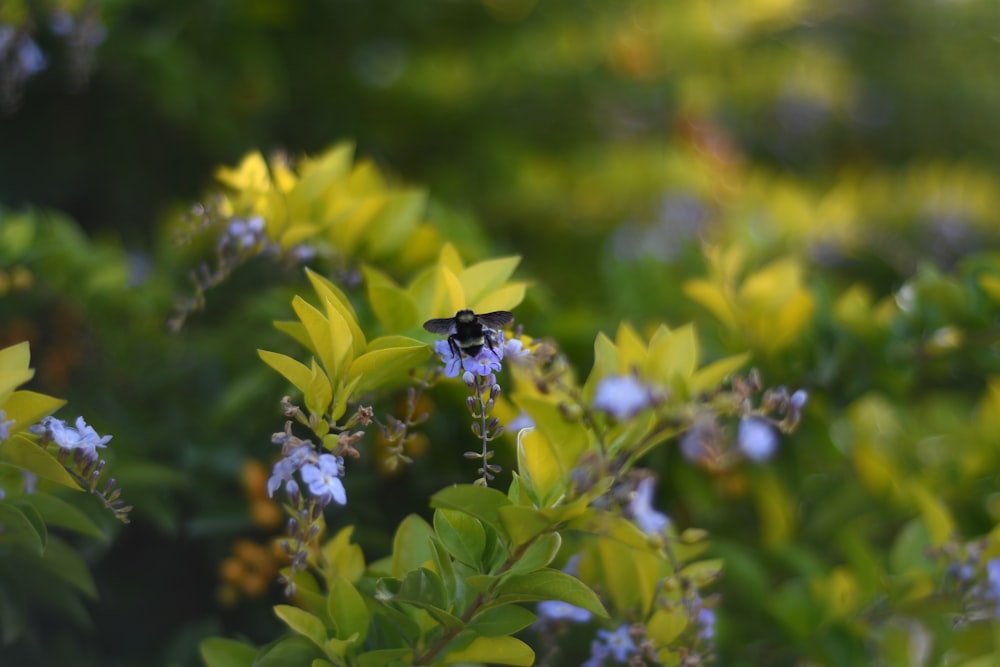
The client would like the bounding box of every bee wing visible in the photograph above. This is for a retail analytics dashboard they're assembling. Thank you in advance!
[422,317,456,334]
[477,311,514,329]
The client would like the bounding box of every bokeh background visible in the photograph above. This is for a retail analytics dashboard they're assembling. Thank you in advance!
[3,1,1000,666]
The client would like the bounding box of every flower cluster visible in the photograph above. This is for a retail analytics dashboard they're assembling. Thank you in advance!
[430,322,522,485]
[266,421,351,595]
[680,374,809,469]
[32,415,112,462]
[29,416,131,523]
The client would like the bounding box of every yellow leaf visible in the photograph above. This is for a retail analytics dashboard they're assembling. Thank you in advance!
[292,296,337,379]
[689,353,751,394]
[978,273,1000,303]
[443,636,534,666]
[0,340,30,373]
[258,350,313,396]
[216,151,270,191]
[323,299,357,381]
[516,428,563,506]
[438,243,465,275]
[683,279,737,330]
[648,606,688,647]
[461,255,521,307]
[908,483,955,546]
[614,322,648,375]
[436,266,467,317]
[646,323,698,386]
[472,282,527,314]
[752,468,796,546]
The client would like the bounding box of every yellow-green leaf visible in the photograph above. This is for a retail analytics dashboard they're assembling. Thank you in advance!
[259,350,312,396]
[443,636,534,666]
[0,435,80,489]
[461,256,521,307]
[275,605,328,650]
[1,390,65,436]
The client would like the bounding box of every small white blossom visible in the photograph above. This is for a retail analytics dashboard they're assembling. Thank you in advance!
[32,416,111,462]
[737,417,778,462]
[593,375,654,419]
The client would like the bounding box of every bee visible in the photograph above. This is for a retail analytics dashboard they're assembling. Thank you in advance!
[423,309,514,359]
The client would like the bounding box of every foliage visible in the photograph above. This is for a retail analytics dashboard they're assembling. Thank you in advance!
[3,1,1000,666]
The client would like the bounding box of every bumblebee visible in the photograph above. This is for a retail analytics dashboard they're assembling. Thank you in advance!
[423,309,514,359]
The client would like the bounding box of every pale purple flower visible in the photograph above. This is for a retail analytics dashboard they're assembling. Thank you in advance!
[503,336,531,362]
[32,416,111,462]
[507,411,534,433]
[300,454,347,506]
[0,409,14,441]
[790,389,808,409]
[595,624,635,663]
[581,639,611,667]
[537,600,592,623]
[17,37,46,75]
[697,607,716,641]
[737,417,778,462]
[986,558,1000,615]
[629,477,670,536]
[434,339,463,378]
[267,445,311,497]
[463,345,503,376]
[593,375,654,419]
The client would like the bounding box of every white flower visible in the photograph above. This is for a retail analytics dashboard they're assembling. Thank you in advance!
[593,375,654,419]
[33,416,111,462]
[629,477,670,535]
[300,454,347,506]
[737,417,778,462]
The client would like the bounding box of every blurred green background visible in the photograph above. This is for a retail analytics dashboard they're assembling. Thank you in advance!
[2,0,1000,665]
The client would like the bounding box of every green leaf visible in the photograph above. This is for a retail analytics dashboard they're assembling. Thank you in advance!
[0,435,79,489]
[497,505,554,548]
[328,577,369,642]
[376,569,464,631]
[13,499,46,552]
[679,559,723,587]
[395,568,446,611]
[258,349,313,396]
[513,395,589,477]
[349,341,431,395]
[431,485,512,538]
[505,532,561,576]
[468,605,537,637]
[38,534,96,597]
[391,514,436,577]
[357,648,414,667]
[199,638,257,667]
[492,569,607,618]
[363,189,426,259]
[275,605,328,650]
[434,508,487,569]
[0,501,44,553]
[321,526,366,583]
[254,635,325,667]
[442,635,534,666]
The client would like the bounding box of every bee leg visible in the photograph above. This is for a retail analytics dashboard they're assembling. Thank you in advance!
[447,335,463,359]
